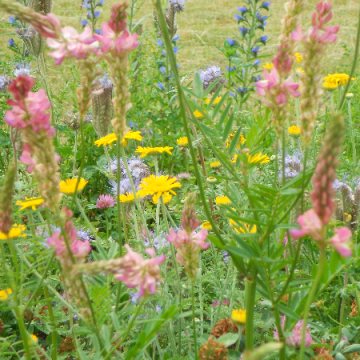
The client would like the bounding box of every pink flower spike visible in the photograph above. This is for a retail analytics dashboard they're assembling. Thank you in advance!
[20,149,36,173]
[290,209,323,241]
[330,227,352,257]
[292,26,303,42]
[71,240,91,258]
[256,80,268,96]
[33,13,62,39]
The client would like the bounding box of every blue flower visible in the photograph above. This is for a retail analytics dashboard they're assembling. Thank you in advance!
[172,34,180,41]
[157,39,163,47]
[8,38,15,46]
[129,121,135,129]
[237,6,248,13]
[81,19,88,26]
[259,35,268,44]
[256,12,268,23]
[226,65,236,72]
[251,75,261,82]
[261,1,271,10]
[229,92,236,97]
[97,0,104,4]
[239,26,249,35]
[82,0,91,8]
[237,87,248,94]
[227,38,235,46]
[158,81,165,90]
[94,11,101,18]
[94,29,102,35]
[159,66,166,73]
[9,16,16,24]
[254,59,261,66]
[173,46,179,53]
[251,46,259,56]
[235,14,244,21]
[161,50,166,56]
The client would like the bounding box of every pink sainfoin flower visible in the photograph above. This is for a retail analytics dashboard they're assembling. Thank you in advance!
[47,25,98,65]
[290,114,352,257]
[291,1,339,145]
[167,193,210,282]
[4,75,61,212]
[47,207,91,266]
[96,194,115,209]
[114,245,165,297]
[274,316,313,348]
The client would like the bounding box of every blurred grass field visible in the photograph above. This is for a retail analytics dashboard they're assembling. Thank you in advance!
[0,0,359,83]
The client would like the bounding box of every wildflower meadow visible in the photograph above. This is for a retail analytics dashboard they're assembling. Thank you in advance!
[1,0,360,359]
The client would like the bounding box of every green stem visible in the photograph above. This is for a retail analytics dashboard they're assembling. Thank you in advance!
[338,272,348,340]
[299,249,326,360]
[347,100,357,172]
[245,275,257,351]
[44,286,57,360]
[282,128,286,187]
[214,261,232,325]
[235,325,243,351]
[104,144,112,173]
[14,307,32,360]
[73,131,78,176]
[191,281,198,359]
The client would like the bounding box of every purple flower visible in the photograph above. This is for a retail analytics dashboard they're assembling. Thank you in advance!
[82,0,91,8]
[212,300,219,307]
[97,0,104,5]
[8,39,15,46]
[254,59,261,66]
[237,87,248,95]
[94,29,102,35]
[157,81,165,90]
[172,34,180,41]
[96,194,115,209]
[227,38,235,46]
[237,6,248,13]
[235,14,244,21]
[252,46,260,55]
[81,19,88,26]
[159,66,166,73]
[9,16,16,24]
[257,13,268,23]
[239,26,249,35]
[229,91,236,97]
[259,35,268,44]
[94,11,101,18]
[173,46,179,53]
[177,173,191,179]
[161,49,166,56]
[261,1,271,10]
[226,65,236,72]
[157,39,163,47]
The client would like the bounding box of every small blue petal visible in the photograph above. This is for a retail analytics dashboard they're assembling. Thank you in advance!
[173,47,178,53]
[81,19,88,26]
[97,0,104,4]
[82,1,91,8]
[94,11,101,18]
[254,60,261,66]
[227,38,235,46]
[161,50,166,56]
[94,29,102,35]
[157,39,163,46]
[172,34,180,41]
[9,16,16,24]
[158,81,165,90]
[8,38,15,46]
[159,66,166,73]
[235,14,244,21]
[230,92,236,97]
[237,6,248,13]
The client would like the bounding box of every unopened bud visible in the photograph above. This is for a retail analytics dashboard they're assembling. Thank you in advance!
[0,165,16,234]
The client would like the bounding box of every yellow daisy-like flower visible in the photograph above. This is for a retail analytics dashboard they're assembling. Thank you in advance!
[210,161,221,169]
[226,132,246,148]
[202,221,212,230]
[232,309,246,324]
[323,81,338,90]
[0,288,12,301]
[205,96,222,105]
[177,137,188,147]
[295,67,305,73]
[29,334,38,343]
[216,196,231,206]
[59,178,88,194]
[137,175,181,198]
[246,152,270,164]
[295,52,303,63]
[263,63,274,70]
[119,192,135,203]
[0,224,27,240]
[323,74,355,90]
[135,146,173,158]
[16,197,44,211]
[231,154,238,164]
[194,110,205,119]
[288,125,301,137]
[230,219,257,234]
[94,131,143,147]
[152,192,172,205]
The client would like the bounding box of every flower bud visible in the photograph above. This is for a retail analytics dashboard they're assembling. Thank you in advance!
[0,165,15,235]
[16,27,45,58]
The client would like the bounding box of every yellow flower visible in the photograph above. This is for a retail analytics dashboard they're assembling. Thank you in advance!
[226,132,246,148]
[94,131,143,147]
[152,192,172,204]
[232,309,246,324]
[194,110,205,119]
[29,334,38,343]
[177,137,189,147]
[0,288,12,300]
[295,67,305,73]
[119,192,135,203]
[263,63,274,70]
[295,52,303,63]
[135,146,173,158]
[230,219,257,234]
[205,96,222,105]
[202,221,212,230]
[216,196,231,206]
[16,197,44,211]
[137,175,181,198]
[231,154,238,164]
[323,81,338,90]
[60,178,88,194]
[0,224,27,240]
[246,152,270,164]
[323,74,355,89]
[210,161,221,169]
[288,125,301,137]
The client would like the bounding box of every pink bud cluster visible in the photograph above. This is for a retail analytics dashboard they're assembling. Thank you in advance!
[290,114,352,257]
[4,76,61,212]
[274,316,313,348]
[291,1,339,145]
[167,194,210,282]
[46,207,91,267]
[255,0,303,134]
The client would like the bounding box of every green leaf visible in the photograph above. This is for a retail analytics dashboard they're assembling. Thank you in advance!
[194,72,203,98]
[342,344,360,354]
[335,353,347,360]
[207,234,225,250]
[277,304,301,321]
[223,112,234,141]
[217,333,239,347]
[228,127,243,154]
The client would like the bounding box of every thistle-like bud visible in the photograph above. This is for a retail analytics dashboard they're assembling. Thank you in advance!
[16,27,44,57]
[28,0,52,14]
[92,76,114,138]
[181,192,199,233]
[0,75,11,94]
[310,113,345,225]
[0,165,15,235]
[60,112,92,132]
[198,336,228,360]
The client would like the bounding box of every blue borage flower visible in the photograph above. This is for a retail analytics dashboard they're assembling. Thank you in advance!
[173,47,179,53]
[259,35,268,45]
[159,66,166,74]
[254,59,261,66]
[239,26,249,35]
[157,81,165,90]
[81,19,88,26]
[172,34,180,41]
[261,1,271,11]
[227,38,236,46]
[237,87,248,94]
[9,16,16,24]
[226,65,236,72]
[157,39,163,46]
[256,12,268,23]
[8,38,15,46]
[235,14,244,21]
[251,46,259,56]
[237,6,248,13]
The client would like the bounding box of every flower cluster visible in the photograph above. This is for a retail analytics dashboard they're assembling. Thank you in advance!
[4,75,61,212]
[199,65,227,91]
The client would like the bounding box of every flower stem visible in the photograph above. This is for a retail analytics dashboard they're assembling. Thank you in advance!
[14,306,32,360]
[235,325,243,351]
[44,286,57,360]
[191,281,198,359]
[245,274,257,351]
[73,131,78,176]
[299,249,326,360]
[347,99,357,173]
[338,272,348,340]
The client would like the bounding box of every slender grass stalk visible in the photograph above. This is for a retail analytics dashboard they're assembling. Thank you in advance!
[338,272,348,340]
[347,99,357,172]
[245,275,257,351]
[191,281,198,359]
[73,131,78,176]
[235,325,243,351]
[299,249,326,360]
[44,286,57,360]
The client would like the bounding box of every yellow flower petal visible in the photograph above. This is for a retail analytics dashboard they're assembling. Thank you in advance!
[59,178,88,195]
